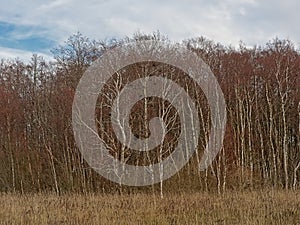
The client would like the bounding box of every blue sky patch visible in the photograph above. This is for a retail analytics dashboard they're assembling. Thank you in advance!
[0,21,56,54]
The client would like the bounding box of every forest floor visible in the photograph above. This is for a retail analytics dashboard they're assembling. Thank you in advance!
[0,190,299,224]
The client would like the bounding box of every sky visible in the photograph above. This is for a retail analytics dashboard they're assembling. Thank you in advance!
[0,0,299,62]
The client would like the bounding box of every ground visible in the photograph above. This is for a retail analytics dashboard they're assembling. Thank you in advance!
[0,190,299,224]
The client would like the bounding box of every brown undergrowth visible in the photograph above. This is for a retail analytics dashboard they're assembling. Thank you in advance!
[0,190,299,225]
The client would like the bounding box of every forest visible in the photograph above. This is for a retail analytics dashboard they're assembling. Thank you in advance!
[0,32,299,196]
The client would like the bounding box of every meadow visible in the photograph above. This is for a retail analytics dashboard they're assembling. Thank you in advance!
[0,190,299,225]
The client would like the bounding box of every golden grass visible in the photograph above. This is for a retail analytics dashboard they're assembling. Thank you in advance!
[0,190,299,225]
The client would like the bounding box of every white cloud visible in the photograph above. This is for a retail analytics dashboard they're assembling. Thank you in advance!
[0,47,53,62]
[0,0,299,61]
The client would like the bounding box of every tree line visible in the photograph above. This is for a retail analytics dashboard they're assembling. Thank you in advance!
[0,32,299,194]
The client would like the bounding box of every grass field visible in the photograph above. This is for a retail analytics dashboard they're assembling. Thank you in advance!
[0,190,299,225]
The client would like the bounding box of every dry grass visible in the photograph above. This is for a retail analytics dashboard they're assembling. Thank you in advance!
[0,190,299,225]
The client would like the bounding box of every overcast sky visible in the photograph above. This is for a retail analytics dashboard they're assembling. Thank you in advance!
[0,0,299,61]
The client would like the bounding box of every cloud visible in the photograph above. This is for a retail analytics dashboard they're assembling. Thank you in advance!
[0,46,53,62]
[0,0,299,60]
